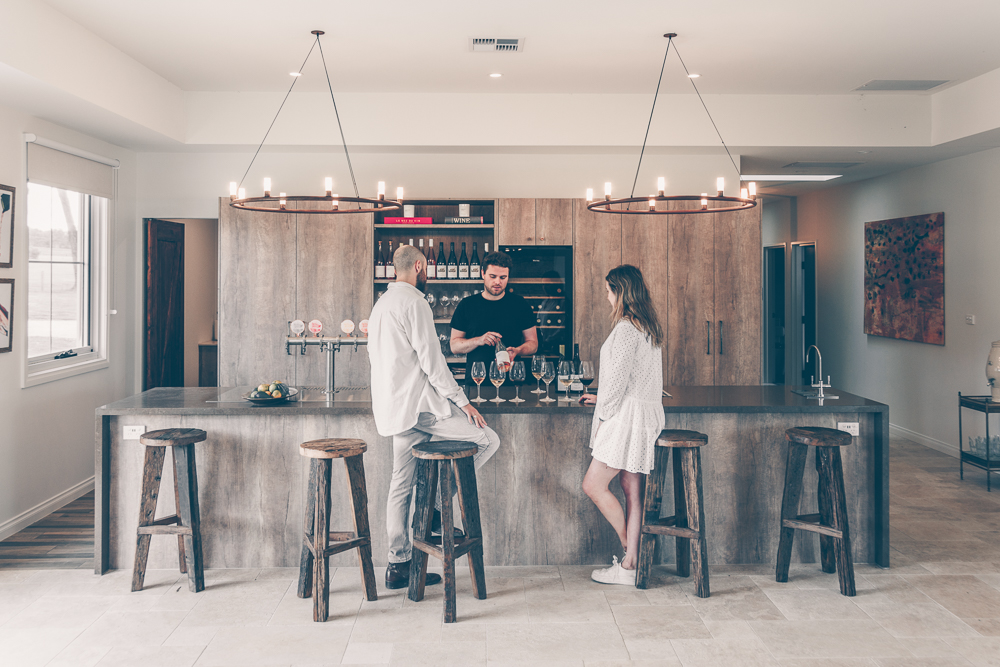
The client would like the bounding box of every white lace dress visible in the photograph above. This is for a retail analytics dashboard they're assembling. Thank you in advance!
[589,320,665,474]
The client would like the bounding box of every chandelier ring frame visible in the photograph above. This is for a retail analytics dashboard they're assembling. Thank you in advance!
[587,194,757,215]
[230,195,402,215]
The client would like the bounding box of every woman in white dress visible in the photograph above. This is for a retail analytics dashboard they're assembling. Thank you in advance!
[581,265,665,585]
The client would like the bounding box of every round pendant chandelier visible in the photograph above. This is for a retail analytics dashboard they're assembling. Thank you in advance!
[228,30,402,215]
[586,34,757,216]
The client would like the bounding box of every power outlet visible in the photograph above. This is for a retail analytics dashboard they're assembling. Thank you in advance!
[837,422,859,437]
[966,315,976,325]
[123,425,146,440]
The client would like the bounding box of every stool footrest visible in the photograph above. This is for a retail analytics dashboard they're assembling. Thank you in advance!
[782,513,843,539]
[641,515,700,540]
[304,533,371,558]
[413,536,483,562]
[138,525,192,536]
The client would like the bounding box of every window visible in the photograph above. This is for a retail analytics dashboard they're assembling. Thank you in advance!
[25,183,108,384]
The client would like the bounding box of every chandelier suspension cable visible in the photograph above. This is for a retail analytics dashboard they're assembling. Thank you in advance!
[237,40,318,190]
[627,35,673,208]
[671,41,741,180]
[316,34,360,200]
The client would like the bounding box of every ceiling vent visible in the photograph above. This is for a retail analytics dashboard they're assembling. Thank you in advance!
[470,38,524,53]
[854,80,948,92]
[782,161,862,170]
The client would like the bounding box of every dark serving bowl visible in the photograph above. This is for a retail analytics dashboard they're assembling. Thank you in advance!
[242,386,299,404]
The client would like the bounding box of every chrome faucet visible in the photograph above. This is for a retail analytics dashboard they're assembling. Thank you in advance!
[806,345,832,398]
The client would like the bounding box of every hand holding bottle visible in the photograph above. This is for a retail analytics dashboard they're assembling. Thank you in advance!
[478,331,502,347]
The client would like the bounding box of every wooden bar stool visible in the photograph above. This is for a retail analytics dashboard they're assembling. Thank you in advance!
[296,438,378,622]
[775,426,856,597]
[132,428,206,593]
[635,429,710,598]
[408,441,487,623]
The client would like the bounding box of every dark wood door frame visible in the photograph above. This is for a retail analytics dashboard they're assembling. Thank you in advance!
[144,219,185,390]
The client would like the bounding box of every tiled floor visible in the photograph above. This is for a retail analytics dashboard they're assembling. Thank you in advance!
[3,436,1000,666]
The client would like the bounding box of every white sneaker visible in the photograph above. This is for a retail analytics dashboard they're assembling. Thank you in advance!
[590,556,637,585]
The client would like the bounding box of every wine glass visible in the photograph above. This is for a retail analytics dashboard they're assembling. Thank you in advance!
[489,360,506,404]
[558,360,574,401]
[438,294,450,319]
[530,354,546,394]
[425,291,436,311]
[509,361,526,403]
[540,362,556,402]
[450,292,461,316]
[470,361,487,404]
[580,361,595,393]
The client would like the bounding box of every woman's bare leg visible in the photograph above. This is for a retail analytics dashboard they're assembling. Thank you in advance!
[582,458,626,552]
[618,471,645,569]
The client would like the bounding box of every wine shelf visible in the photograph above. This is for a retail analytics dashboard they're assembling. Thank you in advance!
[374,278,483,284]
[507,278,564,284]
[374,223,494,230]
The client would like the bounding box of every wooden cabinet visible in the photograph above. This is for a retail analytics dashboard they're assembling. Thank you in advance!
[714,204,762,385]
[498,198,573,246]
[573,199,621,379]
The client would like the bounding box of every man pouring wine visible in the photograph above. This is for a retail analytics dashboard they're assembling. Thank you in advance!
[450,250,539,384]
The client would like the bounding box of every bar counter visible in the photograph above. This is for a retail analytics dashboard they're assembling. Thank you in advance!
[96,386,888,574]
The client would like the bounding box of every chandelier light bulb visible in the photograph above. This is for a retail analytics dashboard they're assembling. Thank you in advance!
[331,195,339,210]
[604,182,612,199]
[657,177,666,195]
[324,177,333,195]
[700,193,708,210]
[716,177,725,195]
[229,182,238,199]
[396,186,404,201]
[279,192,287,209]
[263,177,272,197]
[648,198,655,211]
[237,187,246,200]
[741,187,749,199]
[748,181,757,199]
[377,181,386,199]
[586,188,593,202]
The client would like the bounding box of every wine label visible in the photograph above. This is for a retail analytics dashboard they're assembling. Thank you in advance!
[571,374,584,392]
[375,265,386,279]
[437,265,447,279]
[448,266,458,279]
[495,350,511,372]
[471,265,481,278]
[459,266,470,279]
[386,265,395,278]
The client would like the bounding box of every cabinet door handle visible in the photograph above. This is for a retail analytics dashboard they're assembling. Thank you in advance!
[527,237,533,241]
[706,321,711,355]
[719,320,724,355]
[539,236,545,241]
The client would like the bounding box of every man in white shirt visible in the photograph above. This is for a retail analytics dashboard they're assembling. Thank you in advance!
[368,244,500,590]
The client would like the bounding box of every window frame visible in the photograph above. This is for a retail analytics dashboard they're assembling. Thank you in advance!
[23,190,109,387]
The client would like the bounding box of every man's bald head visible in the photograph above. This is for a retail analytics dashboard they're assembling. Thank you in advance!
[394,244,425,277]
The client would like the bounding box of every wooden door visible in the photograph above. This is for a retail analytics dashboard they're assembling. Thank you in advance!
[497,199,536,246]
[145,219,184,389]
[535,199,573,245]
[715,204,762,384]
[667,209,715,386]
[573,199,621,379]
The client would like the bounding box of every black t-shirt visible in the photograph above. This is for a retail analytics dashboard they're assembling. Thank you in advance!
[450,292,536,383]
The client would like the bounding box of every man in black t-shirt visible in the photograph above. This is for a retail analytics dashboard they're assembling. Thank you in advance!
[450,251,538,384]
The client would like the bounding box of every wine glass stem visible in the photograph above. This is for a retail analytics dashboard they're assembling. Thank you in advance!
[537,379,542,393]
[477,384,482,401]
[515,386,519,401]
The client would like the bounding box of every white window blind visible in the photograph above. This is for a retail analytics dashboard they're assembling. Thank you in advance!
[27,143,114,199]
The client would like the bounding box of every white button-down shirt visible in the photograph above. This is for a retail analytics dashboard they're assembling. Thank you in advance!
[367,282,469,436]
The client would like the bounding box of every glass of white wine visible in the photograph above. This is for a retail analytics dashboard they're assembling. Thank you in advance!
[558,360,574,401]
[489,360,507,404]
[470,361,487,403]
[540,361,556,402]
[530,354,545,394]
[509,360,526,403]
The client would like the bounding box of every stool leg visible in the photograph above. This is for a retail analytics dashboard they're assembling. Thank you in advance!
[313,459,332,622]
[776,443,808,583]
[297,459,318,599]
[636,445,667,589]
[440,460,457,623]
[174,444,205,593]
[673,449,690,578]
[132,446,166,592]
[344,454,378,602]
[827,448,856,597]
[816,449,837,574]
[683,448,710,598]
[409,460,437,603]
[171,449,187,575]
[455,456,486,600]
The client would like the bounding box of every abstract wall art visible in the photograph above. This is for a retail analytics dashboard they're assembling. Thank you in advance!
[864,212,944,345]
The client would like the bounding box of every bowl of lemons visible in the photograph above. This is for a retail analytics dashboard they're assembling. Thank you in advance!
[243,381,298,404]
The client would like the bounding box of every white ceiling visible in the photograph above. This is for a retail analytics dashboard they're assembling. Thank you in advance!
[39,0,1000,95]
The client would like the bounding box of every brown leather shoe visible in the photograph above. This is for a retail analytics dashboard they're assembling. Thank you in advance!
[385,560,442,590]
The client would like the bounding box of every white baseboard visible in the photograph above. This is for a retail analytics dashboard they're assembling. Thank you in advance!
[0,477,95,542]
[890,423,959,459]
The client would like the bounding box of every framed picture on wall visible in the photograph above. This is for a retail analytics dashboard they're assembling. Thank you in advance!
[0,278,12,353]
[0,184,13,268]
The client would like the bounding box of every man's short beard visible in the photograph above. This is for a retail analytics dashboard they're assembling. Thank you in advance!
[416,270,427,291]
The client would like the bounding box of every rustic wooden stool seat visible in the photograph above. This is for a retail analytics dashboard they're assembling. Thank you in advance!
[296,438,377,622]
[636,429,710,597]
[776,426,856,596]
[408,440,487,623]
[132,428,206,593]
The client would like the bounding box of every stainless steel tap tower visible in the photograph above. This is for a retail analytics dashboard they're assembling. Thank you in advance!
[284,319,367,395]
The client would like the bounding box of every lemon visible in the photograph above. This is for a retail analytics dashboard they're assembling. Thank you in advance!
[257,384,268,392]
[271,390,282,398]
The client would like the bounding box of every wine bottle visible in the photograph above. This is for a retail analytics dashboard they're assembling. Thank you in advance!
[458,242,470,279]
[447,242,458,279]
[571,343,584,392]
[495,340,511,373]
[427,238,437,276]
[418,238,424,254]
[408,238,414,247]
[386,241,395,279]
[436,238,448,279]
[375,240,386,279]
[470,242,481,279]
[557,344,569,391]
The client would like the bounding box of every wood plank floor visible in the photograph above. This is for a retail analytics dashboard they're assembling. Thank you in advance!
[0,489,94,569]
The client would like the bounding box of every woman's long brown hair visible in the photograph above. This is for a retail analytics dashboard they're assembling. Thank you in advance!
[606,265,664,347]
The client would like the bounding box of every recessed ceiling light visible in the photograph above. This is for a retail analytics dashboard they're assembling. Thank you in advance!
[290,72,302,77]
[490,73,502,78]
[741,174,842,182]
[688,73,700,78]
